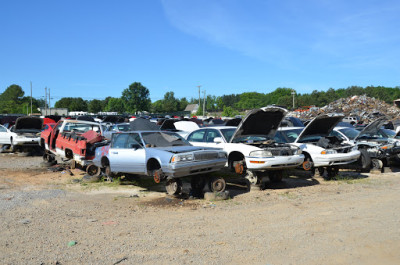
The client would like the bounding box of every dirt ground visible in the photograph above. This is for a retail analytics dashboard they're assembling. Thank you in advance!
[1,155,400,264]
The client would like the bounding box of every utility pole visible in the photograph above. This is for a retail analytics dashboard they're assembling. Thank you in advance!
[49,87,51,115]
[30,82,32,115]
[203,90,206,117]
[291,90,295,110]
[197,85,201,108]
[45,87,47,116]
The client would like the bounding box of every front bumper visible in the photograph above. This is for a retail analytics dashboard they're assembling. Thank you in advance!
[245,154,305,170]
[312,150,360,167]
[162,158,227,178]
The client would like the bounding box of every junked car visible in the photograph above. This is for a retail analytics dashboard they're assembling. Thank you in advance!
[187,106,305,185]
[332,117,400,169]
[0,116,43,152]
[275,114,361,178]
[92,127,227,195]
[103,123,130,140]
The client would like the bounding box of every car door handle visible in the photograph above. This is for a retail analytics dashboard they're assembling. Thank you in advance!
[112,152,118,154]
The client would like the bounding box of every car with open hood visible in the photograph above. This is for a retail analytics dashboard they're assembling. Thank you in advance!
[1,116,43,152]
[332,117,400,169]
[186,106,304,185]
[92,120,227,195]
[275,113,360,178]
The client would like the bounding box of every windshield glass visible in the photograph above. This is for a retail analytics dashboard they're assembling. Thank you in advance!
[231,135,271,143]
[141,132,191,147]
[279,128,303,143]
[116,124,130,132]
[339,128,360,140]
[380,129,395,138]
[221,128,236,142]
[64,122,102,134]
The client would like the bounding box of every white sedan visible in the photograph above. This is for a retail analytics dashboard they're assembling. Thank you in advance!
[187,106,304,185]
[275,114,360,178]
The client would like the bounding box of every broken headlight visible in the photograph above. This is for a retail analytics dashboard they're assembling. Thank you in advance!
[218,152,227,158]
[250,150,273,157]
[171,153,194,162]
[321,150,337,155]
[293,148,302,155]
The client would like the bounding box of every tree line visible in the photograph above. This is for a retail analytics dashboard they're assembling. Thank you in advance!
[1,82,400,116]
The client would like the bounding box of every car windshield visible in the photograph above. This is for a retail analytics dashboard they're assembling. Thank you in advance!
[339,128,360,140]
[141,132,191,147]
[380,129,395,138]
[116,124,130,131]
[279,128,303,143]
[64,123,102,134]
[221,128,236,142]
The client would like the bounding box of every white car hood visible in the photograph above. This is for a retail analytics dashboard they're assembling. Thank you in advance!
[174,121,199,132]
[230,106,287,143]
[295,114,344,143]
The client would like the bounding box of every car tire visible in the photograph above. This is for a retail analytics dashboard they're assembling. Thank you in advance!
[191,175,206,192]
[166,179,182,195]
[208,177,226,192]
[86,164,101,177]
[358,149,371,171]
[269,170,283,183]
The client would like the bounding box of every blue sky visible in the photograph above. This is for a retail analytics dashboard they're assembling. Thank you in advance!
[1,0,399,105]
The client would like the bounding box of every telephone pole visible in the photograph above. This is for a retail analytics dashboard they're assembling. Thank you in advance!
[30,82,32,115]
[203,90,206,117]
[45,87,47,116]
[197,85,201,107]
[49,87,51,115]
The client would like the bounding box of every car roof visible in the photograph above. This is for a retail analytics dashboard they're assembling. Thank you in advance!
[278,126,304,131]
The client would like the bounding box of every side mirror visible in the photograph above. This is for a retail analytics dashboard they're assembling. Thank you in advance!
[213,137,223,144]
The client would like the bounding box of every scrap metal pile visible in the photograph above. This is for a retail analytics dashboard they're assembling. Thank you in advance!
[295,95,400,122]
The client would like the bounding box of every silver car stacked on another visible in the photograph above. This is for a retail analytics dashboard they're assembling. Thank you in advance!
[93,128,227,195]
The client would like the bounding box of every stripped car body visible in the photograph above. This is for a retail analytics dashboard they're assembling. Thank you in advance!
[4,116,43,152]
[187,106,304,185]
[333,117,400,169]
[276,114,360,178]
[41,119,105,166]
[92,130,227,195]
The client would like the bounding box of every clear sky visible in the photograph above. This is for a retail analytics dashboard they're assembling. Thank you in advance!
[1,0,399,105]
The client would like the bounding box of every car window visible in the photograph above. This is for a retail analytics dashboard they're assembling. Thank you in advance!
[0,125,6,132]
[188,130,206,142]
[329,130,345,140]
[205,129,222,143]
[220,128,235,142]
[126,133,142,149]
[111,133,129,148]
[274,131,286,143]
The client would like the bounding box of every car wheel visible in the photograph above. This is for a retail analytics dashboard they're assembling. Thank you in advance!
[86,164,101,177]
[371,158,383,170]
[208,177,226,192]
[166,179,182,195]
[153,169,164,183]
[10,139,17,153]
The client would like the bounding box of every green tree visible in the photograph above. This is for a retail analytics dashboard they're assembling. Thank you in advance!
[151,100,165,113]
[105,98,125,113]
[163,91,179,112]
[221,106,239,117]
[0,84,25,113]
[54,97,87,111]
[121,82,151,113]
[178,97,189,111]
[88,99,103,113]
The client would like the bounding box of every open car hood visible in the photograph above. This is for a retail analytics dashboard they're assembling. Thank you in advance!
[356,117,387,140]
[130,118,160,131]
[174,121,199,132]
[295,114,344,143]
[230,106,287,143]
[14,116,43,132]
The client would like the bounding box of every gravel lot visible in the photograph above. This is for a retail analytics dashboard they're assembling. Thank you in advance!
[1,155,400,264]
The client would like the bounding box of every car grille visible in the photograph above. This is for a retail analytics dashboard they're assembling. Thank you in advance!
[194,152,218,161]
[270,147,295,156]
[335,147,352,153]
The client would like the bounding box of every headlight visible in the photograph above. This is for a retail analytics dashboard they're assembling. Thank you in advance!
[249,150,273,157]
[351,145,358,151]
[218,152,227,158]
[293,148,302,155]
[321,150,337,155]
[171,153,194,162]
[395,141,400,147]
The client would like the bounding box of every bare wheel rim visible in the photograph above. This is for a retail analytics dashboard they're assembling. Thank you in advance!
[209,177,226,192]
[166,179,182,195]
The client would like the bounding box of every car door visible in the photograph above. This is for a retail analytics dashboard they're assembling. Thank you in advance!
[187,130,206,147]
[0,125,11,144]
[108,133,145,174]
[203,129,225,149]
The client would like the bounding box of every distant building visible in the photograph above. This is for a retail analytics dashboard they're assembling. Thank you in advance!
[39,108,68,116]
[184,104,199,114]
[69,111,88,116]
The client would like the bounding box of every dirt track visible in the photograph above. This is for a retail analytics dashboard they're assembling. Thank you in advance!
[1,155,400,264]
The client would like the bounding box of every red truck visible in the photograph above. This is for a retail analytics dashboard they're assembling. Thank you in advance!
[41,119,105,168]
